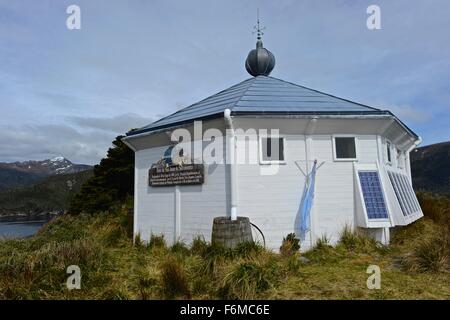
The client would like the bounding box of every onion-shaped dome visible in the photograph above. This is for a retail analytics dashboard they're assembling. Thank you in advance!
[245,39,275,77]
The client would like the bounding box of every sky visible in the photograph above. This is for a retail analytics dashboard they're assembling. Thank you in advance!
[0,0,449,165]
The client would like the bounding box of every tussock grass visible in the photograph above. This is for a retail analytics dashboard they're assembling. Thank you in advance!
[0,194,449,300]
[279,233,300,257]
[170,241,190,256]
[399,223,449,273]
[220,257,280,299]
[160,256,190,299]
[393,193,450,274]
[190,236,208,255]
[417,192,450,227]
[338,225,379,252]
[234,241,264,258]
[149,234,166,250]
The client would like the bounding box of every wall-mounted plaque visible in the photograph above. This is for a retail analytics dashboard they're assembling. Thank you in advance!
[149,164,204,187]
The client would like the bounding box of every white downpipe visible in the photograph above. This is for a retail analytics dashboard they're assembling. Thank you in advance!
[224,109,238,221]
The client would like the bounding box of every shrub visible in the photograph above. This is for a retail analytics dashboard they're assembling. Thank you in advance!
[68,135,134,215]
[280,233,300,256]
[160,256,190,299]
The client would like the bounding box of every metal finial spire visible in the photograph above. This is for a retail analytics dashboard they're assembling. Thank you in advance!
[245,9,275,77]
[253,9,265,41]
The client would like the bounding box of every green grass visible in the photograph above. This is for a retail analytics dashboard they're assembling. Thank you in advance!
[0,196,449,300]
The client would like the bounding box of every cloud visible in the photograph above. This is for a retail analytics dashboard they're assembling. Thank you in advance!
[0,0,449,157]
[68,113,153,133]
[388,105,431,123]
[0,113,152,165]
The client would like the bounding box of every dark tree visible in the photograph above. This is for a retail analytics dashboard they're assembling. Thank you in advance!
[68,135,134,214]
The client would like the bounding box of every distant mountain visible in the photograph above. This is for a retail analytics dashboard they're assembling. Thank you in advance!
[0,157,92,191]
[0,170,93,216]
[411,141,450,197]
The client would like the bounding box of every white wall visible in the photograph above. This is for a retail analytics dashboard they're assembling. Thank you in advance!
[131,116,417,250]
[134,136,229,245]
[233,117,387,250]
[236,134,308,249]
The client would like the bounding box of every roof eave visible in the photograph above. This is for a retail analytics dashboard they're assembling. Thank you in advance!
[125,110,418,141]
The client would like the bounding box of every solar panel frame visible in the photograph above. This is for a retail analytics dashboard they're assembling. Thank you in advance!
[358,171,389,220]
[387,170,422,217]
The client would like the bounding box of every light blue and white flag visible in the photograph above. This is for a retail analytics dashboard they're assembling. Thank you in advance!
[299,160,317,238]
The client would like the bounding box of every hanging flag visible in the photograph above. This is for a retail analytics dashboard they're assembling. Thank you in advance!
[300,160,317,237]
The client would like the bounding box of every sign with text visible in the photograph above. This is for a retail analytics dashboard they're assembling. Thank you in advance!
[149,164,204,187]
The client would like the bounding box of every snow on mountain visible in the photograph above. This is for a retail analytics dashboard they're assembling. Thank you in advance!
[0,157,93,191]
[50,156,66,162]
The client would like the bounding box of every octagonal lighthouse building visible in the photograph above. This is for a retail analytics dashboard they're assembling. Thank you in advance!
[123,32,423,250]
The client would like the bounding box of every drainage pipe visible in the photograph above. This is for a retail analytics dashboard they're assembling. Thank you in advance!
[224,109,238,221]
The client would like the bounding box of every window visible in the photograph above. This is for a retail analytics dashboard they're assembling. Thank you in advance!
[334,137,357,160]
[387,171,422,217]
[396,149,404,168]
[358,171,389,219]
[260,137,285,163]
[386,141,392,163]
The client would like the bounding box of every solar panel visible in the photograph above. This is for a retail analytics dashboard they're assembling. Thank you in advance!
[388,171,421,217]
[358,171,389,219]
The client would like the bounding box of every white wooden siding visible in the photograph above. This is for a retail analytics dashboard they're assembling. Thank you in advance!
[135,137,229,245]
[132,117,418,251]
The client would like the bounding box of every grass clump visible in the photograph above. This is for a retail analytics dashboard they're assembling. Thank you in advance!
[197,242,233,277]
[171,241,190,256]
[190,236,208,255]
[234,241,264,258]
[148,234,166,250]
[401,226,449,273]
[338,225,381,253]
[160,256,190,299]
[417,192,450,227]
[279,233,300,257]
[220,258,280,299]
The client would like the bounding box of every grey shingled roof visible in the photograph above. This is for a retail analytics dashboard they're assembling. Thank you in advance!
[127,75,396,136]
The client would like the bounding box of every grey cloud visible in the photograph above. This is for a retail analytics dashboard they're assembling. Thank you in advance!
[0,113,153,164]
[67,113,154,134]
[0,122,125,165]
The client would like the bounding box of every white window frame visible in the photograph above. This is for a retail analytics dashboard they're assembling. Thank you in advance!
[259,134,287,165]
[396,148,405,169]
[332,135,358,162]
[385,139,393,165]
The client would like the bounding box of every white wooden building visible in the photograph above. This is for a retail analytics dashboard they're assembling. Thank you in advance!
[123,36,423,250]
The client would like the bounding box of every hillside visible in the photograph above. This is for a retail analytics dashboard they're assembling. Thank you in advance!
[411,141,450,197]
[0,170,93,216]
[0,157,92,191]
